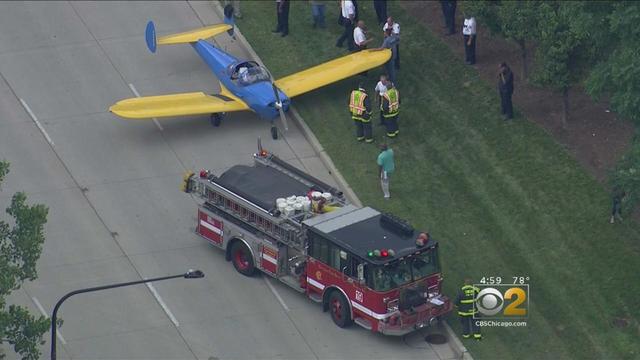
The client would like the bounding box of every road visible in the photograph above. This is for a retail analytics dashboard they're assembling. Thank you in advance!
[0,1,455,359]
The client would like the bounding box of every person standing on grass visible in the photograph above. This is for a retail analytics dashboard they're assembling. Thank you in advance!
[462,13,477,65]
[273,0,290,37]
[223,4,236,39]
[377,144,395,199]
[374,28,399,84]
[610,187,626,223]
[223,0,242,19]
[381,82,400,138]
[310,0,326,29]
[349,84,373,143]
[382,16,400,69]
[336,0,356,51]
[374,0,387,25]
[375,75,388,125]
[440,0,457,36]
[498,62,514,120]
[353,20,374,52]
[456,279,482,340]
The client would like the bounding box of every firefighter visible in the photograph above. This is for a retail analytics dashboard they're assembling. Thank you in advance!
[381,82,399,138]
[456,278,481,340]
[349,84,373,143]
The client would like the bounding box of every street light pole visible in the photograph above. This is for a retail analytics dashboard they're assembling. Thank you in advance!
[50,269,204,360]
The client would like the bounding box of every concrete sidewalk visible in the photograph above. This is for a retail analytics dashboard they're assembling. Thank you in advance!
[189,1,471,359]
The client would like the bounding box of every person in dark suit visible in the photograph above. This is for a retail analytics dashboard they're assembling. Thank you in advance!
[440,0,457,35]
[273,0,290,37]
[498,62,514,120]
[374,0,387,25]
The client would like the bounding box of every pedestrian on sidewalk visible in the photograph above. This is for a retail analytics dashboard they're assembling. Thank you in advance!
[462,13,477,65]
[440,0,457,35]
[382,16,400,69]
[336,0,356,51]
[377,144,395,199]
[273,0,290,37]
[374,0,387,25]
[310,0,327,29]
[498,62,514,120]
[610,187,626,223]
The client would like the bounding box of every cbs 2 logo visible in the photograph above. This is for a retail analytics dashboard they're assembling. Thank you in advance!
[475,286,528,317]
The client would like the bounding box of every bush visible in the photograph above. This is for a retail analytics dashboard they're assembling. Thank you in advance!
[611,131,640,214]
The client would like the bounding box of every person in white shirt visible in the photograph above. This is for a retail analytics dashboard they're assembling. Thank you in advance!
[462,14,477,65]
[353,20,373,51]
[336,0,356,51]
[374,75,388,125]
[382,16,400,69]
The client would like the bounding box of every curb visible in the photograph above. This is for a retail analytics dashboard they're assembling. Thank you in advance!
[203,2,469,359]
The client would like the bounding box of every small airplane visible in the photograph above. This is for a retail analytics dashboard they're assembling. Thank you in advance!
[109,21,391,139]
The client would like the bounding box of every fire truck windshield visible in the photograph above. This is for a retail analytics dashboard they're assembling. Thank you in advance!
[368,250,439,292]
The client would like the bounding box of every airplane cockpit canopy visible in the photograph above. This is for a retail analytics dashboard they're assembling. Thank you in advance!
[229,61,271,86]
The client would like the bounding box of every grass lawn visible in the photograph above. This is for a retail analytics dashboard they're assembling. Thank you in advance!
[234,1,640,359]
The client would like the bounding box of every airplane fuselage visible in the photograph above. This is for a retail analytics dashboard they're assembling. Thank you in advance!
[191,40,290,121]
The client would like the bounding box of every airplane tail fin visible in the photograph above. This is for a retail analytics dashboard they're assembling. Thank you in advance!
[145,20,232,53]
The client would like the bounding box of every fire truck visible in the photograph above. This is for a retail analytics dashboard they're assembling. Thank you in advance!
[182,146,452,335]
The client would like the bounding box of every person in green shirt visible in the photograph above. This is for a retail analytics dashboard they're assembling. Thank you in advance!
[377,143,395,199]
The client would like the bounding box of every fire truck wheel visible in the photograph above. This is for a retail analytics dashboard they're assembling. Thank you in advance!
[328,291,353,328]
[231,241,255,276]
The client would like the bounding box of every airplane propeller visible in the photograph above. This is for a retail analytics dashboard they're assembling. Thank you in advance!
[264,67,288,140]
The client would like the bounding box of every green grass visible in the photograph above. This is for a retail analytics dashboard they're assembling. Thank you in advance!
[235,2,640,359]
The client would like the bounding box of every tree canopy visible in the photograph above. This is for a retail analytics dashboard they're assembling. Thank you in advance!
[0,160,49,360]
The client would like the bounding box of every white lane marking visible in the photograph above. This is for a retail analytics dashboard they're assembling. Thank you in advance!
[263,277,290,312]
[127,83,164,131]
[19,98,55,146]
[145,282,180,327]
[32,297,67,345]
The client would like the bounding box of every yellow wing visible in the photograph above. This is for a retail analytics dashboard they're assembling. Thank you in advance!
[274,49,391,98]
[157,24,232,45]
[109,87,249,119]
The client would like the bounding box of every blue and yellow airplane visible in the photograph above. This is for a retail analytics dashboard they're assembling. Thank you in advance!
[109,21,391,139]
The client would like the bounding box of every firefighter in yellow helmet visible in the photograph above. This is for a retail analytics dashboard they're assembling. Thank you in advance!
[380,81,399,138]
[455,278,482,340]
[349,84,373,143]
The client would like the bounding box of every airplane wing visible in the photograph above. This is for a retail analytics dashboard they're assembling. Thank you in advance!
[274,49,391,98]
[109,88,250,119]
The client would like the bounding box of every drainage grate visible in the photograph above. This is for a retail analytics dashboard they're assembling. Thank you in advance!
[425,333,448,344]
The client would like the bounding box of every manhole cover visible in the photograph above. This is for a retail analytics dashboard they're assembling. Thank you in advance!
[425,333,448,344]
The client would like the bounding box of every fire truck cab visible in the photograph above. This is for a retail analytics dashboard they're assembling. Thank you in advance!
[183,149,452,335]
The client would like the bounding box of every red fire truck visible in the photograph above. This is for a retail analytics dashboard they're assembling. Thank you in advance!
[182,147,452,335]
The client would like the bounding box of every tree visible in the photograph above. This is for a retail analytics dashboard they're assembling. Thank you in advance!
[464,0,541,79]
[0,160,49,360]
[530,1,595,127]
[585,2,640,125]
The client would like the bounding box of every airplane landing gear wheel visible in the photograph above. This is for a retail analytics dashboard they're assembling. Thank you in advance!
[271,125,278,140]
[210,113,224,127]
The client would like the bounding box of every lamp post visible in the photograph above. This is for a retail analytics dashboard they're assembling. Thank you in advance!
[50,269,204,360]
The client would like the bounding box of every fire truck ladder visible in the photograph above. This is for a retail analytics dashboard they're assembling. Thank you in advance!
[254,153,347,206]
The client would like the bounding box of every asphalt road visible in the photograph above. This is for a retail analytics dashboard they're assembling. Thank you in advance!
[0,2,454,359]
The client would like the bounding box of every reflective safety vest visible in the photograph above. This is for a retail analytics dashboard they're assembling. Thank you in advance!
[381,88,399,117]
[349,90,370,121]
[457,284,480,316]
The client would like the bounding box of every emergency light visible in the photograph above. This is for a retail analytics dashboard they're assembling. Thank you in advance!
[367,248,395,259]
